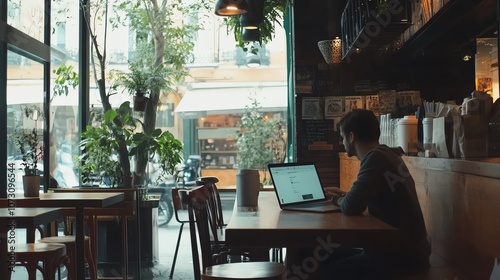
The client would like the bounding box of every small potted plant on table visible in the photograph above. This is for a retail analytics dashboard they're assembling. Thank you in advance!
[12,127,43,197]
[235,97,286,206]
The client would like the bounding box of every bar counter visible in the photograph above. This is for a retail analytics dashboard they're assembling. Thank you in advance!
[401,156,500,279]
[340,153,500,279]
[403,156,500,179]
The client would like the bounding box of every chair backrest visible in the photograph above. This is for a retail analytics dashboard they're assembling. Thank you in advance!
[171,187,190,224]
[183,185,219,280]
[196,177,225,235]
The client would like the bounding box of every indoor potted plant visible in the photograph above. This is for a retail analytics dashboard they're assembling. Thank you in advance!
[235,97,286,206]
[114,60,172,112]
[12,127,43,197]
[79,101,183,189]
[236,98,286,181]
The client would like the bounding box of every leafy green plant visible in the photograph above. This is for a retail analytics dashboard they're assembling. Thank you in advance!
[236,98,286,173]
[129,128,183,184]
[79,101,183,187]
[12,128,43,176]
[223,0,290,51]
[52,63,79,99]
[11,105,45,176]
[75,0,208,187]
[79,102,135,186]
[113,57,173,98]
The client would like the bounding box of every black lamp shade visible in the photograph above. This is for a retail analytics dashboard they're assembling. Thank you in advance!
[242,28,260,42]
[240,0,265,29]
[215,0,249,16]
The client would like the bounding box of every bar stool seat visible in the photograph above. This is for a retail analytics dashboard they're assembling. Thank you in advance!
[13,243,67,280]
[38,235,97,280]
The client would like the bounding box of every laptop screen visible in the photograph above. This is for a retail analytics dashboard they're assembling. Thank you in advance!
[268,163,326,206]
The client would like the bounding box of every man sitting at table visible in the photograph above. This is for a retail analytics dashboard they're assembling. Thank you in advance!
[323,109,431,279]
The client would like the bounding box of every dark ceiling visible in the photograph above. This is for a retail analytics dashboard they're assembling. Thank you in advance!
[399,0,497,59]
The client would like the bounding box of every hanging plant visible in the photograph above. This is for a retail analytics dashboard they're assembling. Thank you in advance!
[223,0,290,51]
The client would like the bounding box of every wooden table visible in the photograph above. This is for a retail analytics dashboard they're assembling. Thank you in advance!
[0,207,63,279]
[4,193,126,280]
[35,192,125,280]
[225,192,398,250]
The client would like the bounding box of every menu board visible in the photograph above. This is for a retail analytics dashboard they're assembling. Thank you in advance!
[304,120,334,145]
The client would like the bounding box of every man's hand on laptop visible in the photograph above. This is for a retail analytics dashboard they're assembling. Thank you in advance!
[324,187,346,200]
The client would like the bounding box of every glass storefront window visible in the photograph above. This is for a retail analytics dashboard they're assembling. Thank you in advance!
[50,0,81,188]
[7,0,45,42]
[6,50,45,194]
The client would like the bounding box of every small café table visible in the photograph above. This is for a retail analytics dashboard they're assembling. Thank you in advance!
[0,207,63,279]
[36,192,125,280]
[225,192,398,250]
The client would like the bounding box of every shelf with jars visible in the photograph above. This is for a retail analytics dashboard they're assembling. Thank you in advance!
[199,138,238,169]
[197,123,240,187]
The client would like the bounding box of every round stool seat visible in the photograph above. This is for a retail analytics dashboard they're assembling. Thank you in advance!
[16,243,66,254]
[14,243,67,280]
[39,235,90,244]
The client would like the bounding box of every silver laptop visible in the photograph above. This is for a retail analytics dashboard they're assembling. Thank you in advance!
[268,162,340,213]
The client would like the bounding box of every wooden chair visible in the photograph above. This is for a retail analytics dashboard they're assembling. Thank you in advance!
[183,185,285,280]
[197,176,272,262]
[13,242,68,280]
[169,187,191,278]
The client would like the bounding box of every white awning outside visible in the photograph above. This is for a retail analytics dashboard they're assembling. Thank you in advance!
[175,82,288,118]
[7,80,131,107]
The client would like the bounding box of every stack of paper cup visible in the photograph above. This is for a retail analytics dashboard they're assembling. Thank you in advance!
[397,115,418,154]
[422,117,434,152]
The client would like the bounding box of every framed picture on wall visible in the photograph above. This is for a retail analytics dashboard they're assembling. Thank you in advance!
[324,96,344,119]
[345,96,364,112]
[365,95,380,111]
[302,97,322,120]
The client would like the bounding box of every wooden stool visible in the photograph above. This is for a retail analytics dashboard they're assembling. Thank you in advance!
[38,235,97,280]
[13,243,67,280]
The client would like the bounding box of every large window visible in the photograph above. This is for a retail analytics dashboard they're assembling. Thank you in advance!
[1,1,293,196]
[6,51,44,194]
[7,0,45,42]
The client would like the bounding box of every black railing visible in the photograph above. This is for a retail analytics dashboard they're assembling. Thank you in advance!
[341,0,410,60]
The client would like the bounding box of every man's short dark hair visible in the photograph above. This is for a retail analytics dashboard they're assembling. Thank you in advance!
[339,109,380,142]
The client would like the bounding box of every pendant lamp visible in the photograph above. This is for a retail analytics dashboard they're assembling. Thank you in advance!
[242,28,260,42]
[240,0,265,30]
[215,0,249,16]
[318,37,342,64]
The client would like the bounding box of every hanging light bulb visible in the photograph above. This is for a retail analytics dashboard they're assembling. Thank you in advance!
[332,37,342,64]
[214,0,249,16]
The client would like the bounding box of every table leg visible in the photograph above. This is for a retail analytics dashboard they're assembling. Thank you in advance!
[26,226,35,243]
[75,207,85,280]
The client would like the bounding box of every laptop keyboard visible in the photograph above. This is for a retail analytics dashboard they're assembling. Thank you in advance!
[292,201,332,208]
